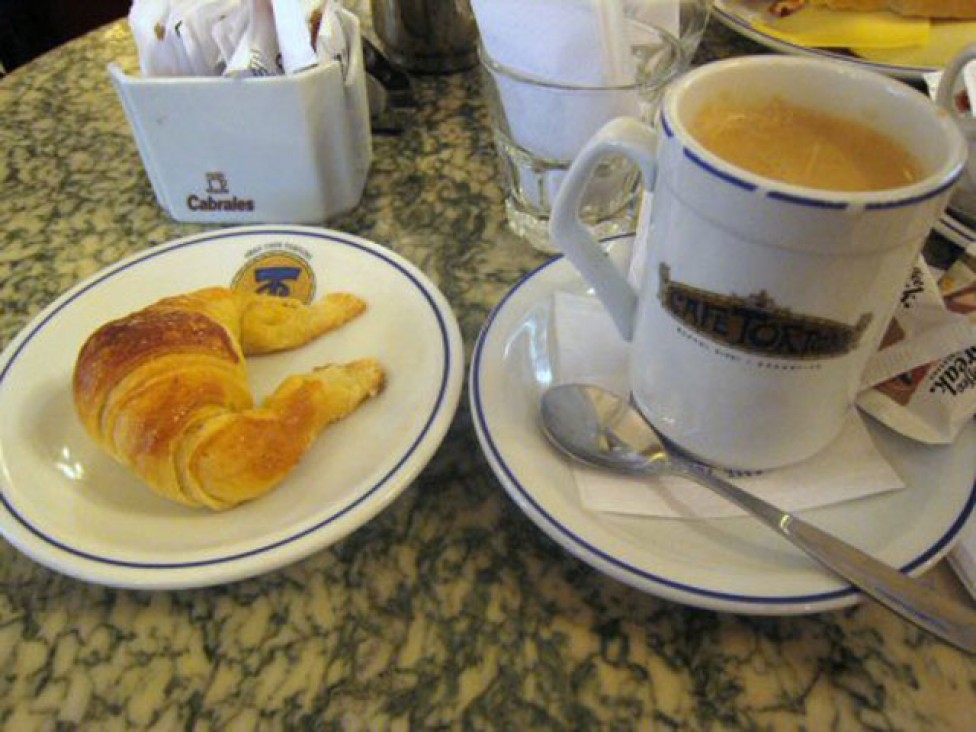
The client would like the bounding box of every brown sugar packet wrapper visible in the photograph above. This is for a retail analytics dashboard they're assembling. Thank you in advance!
[858,254,976,443]
[861,258,974,389]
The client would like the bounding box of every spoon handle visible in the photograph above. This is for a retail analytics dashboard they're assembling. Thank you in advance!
[679,463,976,654]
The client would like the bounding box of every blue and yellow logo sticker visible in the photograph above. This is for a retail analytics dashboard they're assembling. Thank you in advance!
[232,243,316,304]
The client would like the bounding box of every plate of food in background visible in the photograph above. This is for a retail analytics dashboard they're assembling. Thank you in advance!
[714,0,976,80]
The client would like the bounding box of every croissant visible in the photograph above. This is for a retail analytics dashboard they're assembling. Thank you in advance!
[73,287,385,510]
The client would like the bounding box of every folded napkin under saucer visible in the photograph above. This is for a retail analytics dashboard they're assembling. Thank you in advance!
[551,290,905,520]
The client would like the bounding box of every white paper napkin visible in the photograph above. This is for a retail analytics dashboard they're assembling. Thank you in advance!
[552,290,905,519]
[472,0,636,85]
[471,0,645,161]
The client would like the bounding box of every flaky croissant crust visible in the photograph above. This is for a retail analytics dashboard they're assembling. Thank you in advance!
[73,287,384,510]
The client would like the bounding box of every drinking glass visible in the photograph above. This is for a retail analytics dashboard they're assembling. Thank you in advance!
[479,6,685,252]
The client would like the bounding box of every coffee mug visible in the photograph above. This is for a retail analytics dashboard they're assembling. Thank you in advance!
[549,56,967,471]
[937,43,976,222]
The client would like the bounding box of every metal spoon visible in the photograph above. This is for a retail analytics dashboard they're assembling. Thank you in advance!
[540,383,976,654]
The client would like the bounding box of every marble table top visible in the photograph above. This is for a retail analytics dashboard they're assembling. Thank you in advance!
[1,9,974,729]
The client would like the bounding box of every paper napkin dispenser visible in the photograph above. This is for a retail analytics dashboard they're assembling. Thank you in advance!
[109,9,371,224]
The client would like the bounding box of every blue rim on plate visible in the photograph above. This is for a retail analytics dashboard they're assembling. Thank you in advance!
[0,227,464,588]
[470,246,976,613]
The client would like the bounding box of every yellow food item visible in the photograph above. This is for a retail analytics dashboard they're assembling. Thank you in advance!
[851,20,976,65]
[755,6,930,48]
[73,287,385,510]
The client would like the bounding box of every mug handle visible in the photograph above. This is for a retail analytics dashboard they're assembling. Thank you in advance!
[936,44,976,139]
[549,116,659,341]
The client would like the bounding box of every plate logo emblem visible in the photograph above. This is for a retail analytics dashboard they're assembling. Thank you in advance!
[232,243,316,304]
[657,263,871,360]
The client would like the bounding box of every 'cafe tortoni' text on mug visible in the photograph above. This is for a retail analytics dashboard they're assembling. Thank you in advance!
[658,264,872,360]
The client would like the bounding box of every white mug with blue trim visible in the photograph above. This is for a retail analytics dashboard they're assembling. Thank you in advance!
[549,56,968,471]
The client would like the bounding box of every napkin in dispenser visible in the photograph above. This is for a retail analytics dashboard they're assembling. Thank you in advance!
[110,8,371,224]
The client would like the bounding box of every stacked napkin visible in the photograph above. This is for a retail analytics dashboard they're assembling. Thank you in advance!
[470,0,683,161]
[472,0,635,85]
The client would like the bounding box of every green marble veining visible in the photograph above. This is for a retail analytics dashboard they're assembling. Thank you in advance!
[1,10,975,730]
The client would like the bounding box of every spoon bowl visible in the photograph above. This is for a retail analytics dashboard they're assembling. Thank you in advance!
[540,383,976,654]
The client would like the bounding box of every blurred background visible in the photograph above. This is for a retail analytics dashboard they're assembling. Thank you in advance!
[0,0,129,73]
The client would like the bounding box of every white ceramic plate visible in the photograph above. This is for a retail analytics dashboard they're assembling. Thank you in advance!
[0,226,464,590]
[713,0,948,80]
[470,238,976,615]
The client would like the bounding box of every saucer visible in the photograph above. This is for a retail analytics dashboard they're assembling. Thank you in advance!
[0,227,464,589]
[469,237,976,615]
[936,211,976,250]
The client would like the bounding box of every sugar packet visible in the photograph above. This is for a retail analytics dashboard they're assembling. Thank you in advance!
[272,0,318,74]
[225,0,284,77]
[229,0,346,76]
[314,0,348,73]
[177,0,241,74]
[210,2,251,69]
[858,255,976,444]
[861,258,975,389]
[129,0,346,78]
[129,0,198,76]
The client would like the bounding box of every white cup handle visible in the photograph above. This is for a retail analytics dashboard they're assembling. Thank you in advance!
[549,116,659,341]
[937,44,976,139]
